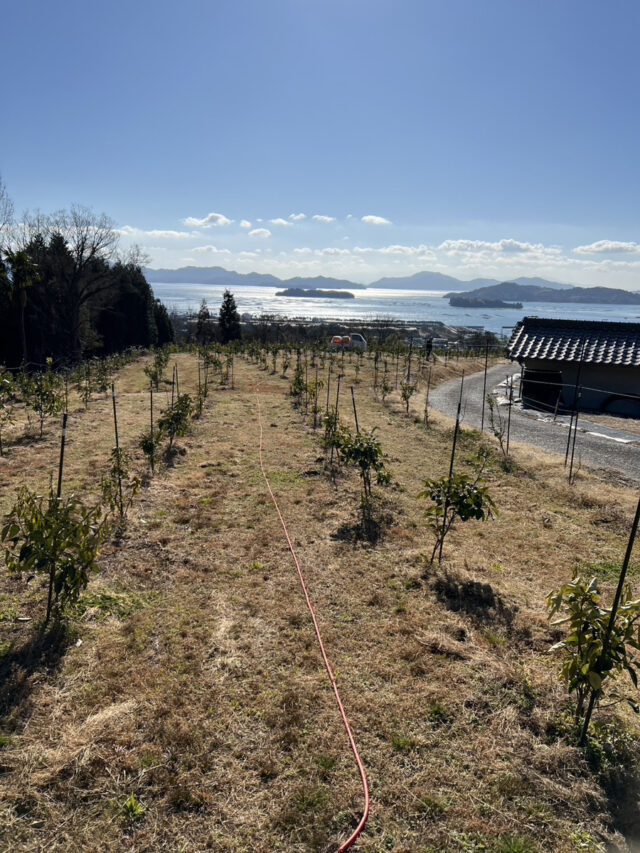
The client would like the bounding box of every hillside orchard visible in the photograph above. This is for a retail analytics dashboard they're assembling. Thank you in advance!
[0,342,639,852]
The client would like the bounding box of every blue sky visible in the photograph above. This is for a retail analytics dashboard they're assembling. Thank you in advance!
[2,0,640,286]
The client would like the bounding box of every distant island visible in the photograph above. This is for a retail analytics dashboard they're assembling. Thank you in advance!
[445,281,640,305]
[145,266,366,290]
[449,295,523,309]
[275,288,355,299]
[144,265,640,300]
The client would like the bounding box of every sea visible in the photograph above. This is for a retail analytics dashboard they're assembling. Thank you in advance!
[150,283,640,337]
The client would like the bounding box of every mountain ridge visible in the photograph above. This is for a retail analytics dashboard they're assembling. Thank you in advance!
[145,265,628,295]
[445,281,640,305]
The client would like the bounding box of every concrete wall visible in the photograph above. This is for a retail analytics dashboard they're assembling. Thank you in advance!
[520,359,640,416]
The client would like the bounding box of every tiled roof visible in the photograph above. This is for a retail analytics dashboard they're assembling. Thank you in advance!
[507,317,640,366]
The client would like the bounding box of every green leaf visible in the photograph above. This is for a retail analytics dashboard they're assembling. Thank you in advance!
[588,671,602,690]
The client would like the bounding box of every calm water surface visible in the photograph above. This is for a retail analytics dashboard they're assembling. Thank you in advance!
[151,283,640,336]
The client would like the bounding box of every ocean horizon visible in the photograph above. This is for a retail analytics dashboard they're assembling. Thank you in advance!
[150,282,640,336]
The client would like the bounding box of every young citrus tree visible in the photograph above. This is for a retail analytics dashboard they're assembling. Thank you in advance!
[419,471,496,564]
[157,393,194,451]
[101,448,141,521]
[400,380,417,414]
[0,369,16,456]
[335,426,391,538]
[2,486,108,625]
[23,359,65,437]
[547,576,640,736]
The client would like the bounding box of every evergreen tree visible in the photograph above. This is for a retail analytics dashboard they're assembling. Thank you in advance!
[154,300,174,347]
[195,299,212,344]
[218,289,241,343]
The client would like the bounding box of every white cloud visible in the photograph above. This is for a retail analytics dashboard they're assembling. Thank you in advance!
[573,240,640,255]
[183,212,233,228]
[289,213,306,221]
[270,218,292,227]
[240,220,252,229]
[117,226,192,239]
[316,247,350,256]
[353,244,434,258]
[312,214,336,223]
[249,228,271,238]
[437,238,560,256]
[238,250,260,258]
[293,247,313,254]
[193,245,231,254]
[361,214,392,226]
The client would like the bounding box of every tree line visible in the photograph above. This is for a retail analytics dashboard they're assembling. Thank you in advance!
[0,178,173,368]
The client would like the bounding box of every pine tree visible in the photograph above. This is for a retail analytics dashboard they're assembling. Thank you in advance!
[195,299,211,344]
[218,289,241,343]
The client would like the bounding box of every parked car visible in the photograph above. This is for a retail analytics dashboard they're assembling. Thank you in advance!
[330,333,367,351]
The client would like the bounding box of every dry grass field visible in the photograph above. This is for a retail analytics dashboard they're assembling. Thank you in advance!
[1,348,639,852]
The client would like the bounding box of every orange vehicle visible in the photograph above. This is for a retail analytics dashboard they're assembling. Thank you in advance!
[330,333,367,351]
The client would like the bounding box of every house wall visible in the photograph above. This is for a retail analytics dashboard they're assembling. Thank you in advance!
[520,358,640,415]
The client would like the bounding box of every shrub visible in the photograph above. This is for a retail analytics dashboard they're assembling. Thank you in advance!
[0,370,16,456]
[157,393,194,450]
[143,347,170,390]
[101,448,140,520]
[419,471,496,564]
[2,486,108,624]
[22,359,64,437]
[400,380,417,414]
[547,575,640,730]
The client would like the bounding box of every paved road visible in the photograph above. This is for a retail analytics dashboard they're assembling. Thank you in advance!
[429,364,640,485]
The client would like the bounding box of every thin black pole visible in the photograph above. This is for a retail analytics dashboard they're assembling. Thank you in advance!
[47,411,69,623]
[330,373,342,468]
[438,373,464,563]
[351,386,360,434]
[506,375,513,456]
[424,366,432,427]
[480,340,489,432]
[56,412,68,499]
[112,383,124,517]
[335,372,342,413]
[325,364,332,414]
[565,338,587,465]
[569,388,582,482]
[564,410,575,467]
[580,495,640,745]
[150,382,155,475]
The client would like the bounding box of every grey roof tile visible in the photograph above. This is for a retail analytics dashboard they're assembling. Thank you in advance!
[507,317,640,367]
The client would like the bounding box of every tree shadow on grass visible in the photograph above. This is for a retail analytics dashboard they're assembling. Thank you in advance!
[0,620,72,726]
[433,573,518,629]
[332,499,393,547]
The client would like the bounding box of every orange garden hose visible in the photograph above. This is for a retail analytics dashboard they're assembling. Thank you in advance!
[255,386,370,851]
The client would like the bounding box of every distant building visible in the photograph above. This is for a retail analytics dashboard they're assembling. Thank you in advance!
[507,317,640,416]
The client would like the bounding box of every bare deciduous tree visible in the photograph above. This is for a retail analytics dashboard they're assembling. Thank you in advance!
[0,173,14,249]
[20,205,120,360]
